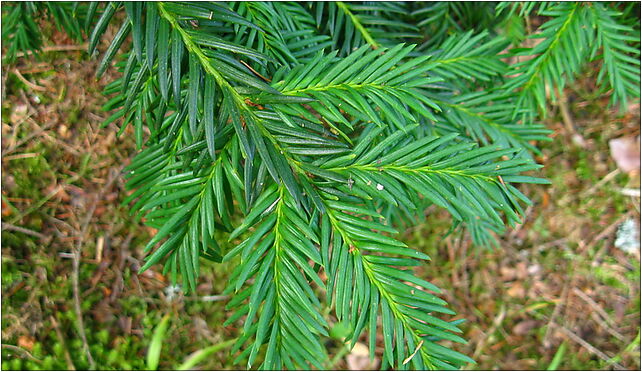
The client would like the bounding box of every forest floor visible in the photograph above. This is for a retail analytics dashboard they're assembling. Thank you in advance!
[1,26,640,371]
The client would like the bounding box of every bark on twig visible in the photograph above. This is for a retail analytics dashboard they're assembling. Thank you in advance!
[1,344,42,363]
[552,321,626,370]
[1,222,46,240]
[573,288,627,342]
[12,69,47,92]
[14,44,88,58]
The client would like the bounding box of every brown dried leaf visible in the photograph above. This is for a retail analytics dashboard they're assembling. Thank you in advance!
[18,335,35,351]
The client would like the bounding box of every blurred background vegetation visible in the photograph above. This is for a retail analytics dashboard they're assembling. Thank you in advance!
[2,13,640,371]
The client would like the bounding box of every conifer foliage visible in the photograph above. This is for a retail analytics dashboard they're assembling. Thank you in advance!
[3,1,640,369]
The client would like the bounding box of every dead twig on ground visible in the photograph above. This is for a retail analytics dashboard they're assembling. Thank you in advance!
[556,90,588,148]
[619,188,641,197]
[44,215,75,232]
[1,344,42,364]
[1,222,47,240]
[572,288,627,342]
[572,288,617,328]
[15,64,56,75]
[40,131,82,156]
[557,92,575,134]
[590,211,634,266]
[6,185,65,225]
[5,93,37,148]
[94,235,105,263]
[590,312,627,342]
[2,152,41,161]
[473,304,507,359]
[11,69,47,92]
[2,118,57,156]
[552,321,627,370]
[4,281,26,298]
[534,238,568,252]
[530,306,628,370]
[581,169,622,198]
[14,44,88,58]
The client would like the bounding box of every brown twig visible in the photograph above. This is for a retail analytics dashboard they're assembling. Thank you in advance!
[4,280,26,299]
[556,90,575,134]
[6,116,24,150]
[15,64,56,75]
[473,304,507,359]
[551,321,626,370]
[1,344,42,363]
[239,60,271,82]
[555,90,588,148]
[2,118,57,156]
[588,211,632,247]
[95,235,105,263]
[581,169,622,198]
[1,222,47,240]
[5,94,36,149]
[590,312,627,342]
[572,288,627,342]
[572,288,616,328]
[534,238,568,252]
[40,131,82,156]
[14,44,88,58]
[2,152,41,161]
[45,215,76,234]
[12,69,47,92]
[530,301,628,370]
[589,211,634,265]
[6,185,64,225]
